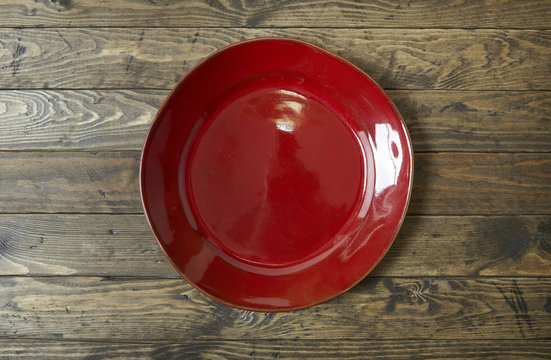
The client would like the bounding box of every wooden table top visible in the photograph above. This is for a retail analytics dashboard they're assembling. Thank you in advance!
[0,1,550,358]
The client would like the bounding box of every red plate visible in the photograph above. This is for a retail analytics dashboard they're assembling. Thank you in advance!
[140,38,413,311]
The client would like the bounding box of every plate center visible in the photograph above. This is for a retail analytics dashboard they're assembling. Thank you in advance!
[185,83,366,267]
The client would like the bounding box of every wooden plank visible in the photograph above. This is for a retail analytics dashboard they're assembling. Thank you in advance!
[0,28,549,90]
[393,91,551,153]
[410,153,551,215]
[0,339,549,359]
[0,90,162,150]
[375,215,551,277]
[0,214,174,278]
[1,215,550,277]
[0,152,140,213]
[1,152,549,215]
[0,0,549,29]
[0,277,549,340]
[0,214,174,276]
[1,90,550,152]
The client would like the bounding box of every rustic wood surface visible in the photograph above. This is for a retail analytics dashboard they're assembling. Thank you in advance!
[0,90,549,152]
[0,29,549,90]
[1,152,549,214]
[0,0,549,359]
[0,0,550,29]
[1,339,549,360]
[1,215,549,277]
[1,277,549,340]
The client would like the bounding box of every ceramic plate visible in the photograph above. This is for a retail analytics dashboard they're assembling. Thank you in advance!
[140,38,413,311]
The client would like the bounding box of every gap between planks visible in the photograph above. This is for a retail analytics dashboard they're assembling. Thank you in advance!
[0,337,549,344]
[0,26,550,30]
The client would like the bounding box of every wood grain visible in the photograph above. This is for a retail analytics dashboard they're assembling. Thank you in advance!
[0,215,549,277]
[0,0,549,29]
[0,28,549,90]
[0,0,547,355]
[0,277,549,340]
[1,90,550,152]
[0,152,140,213]
[0,339,549,359]
[0,90,161,150]
[0,214,174,276]
[1,152,549,215]
[411,153,551,215]
[393,91,551,153]
[376,215,551,277]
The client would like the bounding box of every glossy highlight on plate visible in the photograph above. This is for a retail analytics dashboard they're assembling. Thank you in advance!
[139,38,413,311]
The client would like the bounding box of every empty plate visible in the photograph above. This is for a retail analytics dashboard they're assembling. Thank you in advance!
[140,38,413,311]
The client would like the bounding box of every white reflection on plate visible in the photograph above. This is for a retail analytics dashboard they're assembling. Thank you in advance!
[371,123,403,195]
[274,90,306,133]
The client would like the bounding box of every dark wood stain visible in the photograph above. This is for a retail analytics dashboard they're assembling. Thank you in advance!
[47,0,72,11]
[439,101,477,113]
[536,219,551,255]
[495,280,536,338]
[470,217,533,274]
[55,29,72,49]
[124,55,134,72]
[9,38,25,76]
[544,297,551,313]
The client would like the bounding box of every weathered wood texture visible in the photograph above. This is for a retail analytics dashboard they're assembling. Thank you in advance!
[0,339,549,360]
[0,215,549,277]
[0,0,549,355]
[0,152,140,213]
[0,90,161,150]
[410,153,551,215]
[393,91,551,153]
[0,0,550,29]
[0,214,173,276]
[0,277,549,340]
[1,90,550,152]
[0,29,549,90]
[1,152,549,214]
